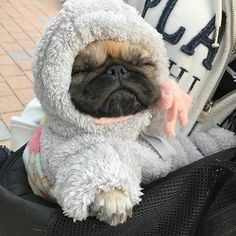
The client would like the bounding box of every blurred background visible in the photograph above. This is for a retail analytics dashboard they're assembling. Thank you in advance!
[0,0,61,147]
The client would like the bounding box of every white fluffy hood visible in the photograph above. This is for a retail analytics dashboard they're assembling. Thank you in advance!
[32,0,169,135]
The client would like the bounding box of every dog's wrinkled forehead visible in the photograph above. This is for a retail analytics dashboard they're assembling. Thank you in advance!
[73,40,156,70]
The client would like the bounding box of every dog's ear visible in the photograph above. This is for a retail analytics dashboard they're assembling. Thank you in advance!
[157,80,192,137]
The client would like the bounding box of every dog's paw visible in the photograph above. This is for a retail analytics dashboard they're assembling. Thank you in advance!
[90,188,133,226]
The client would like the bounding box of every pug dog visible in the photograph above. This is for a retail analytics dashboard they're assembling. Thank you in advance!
[25,0,219,228]
[23,0,236,228]
[69,40,160,119]
[68,40,161,226]
[24,33,199,226]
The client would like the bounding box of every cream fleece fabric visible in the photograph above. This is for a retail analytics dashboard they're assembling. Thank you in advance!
[22,0,236,221]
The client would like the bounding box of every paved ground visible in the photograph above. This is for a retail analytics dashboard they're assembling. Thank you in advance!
[0,0,61,148]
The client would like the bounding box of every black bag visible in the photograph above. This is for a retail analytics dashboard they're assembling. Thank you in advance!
[0,145,236,236]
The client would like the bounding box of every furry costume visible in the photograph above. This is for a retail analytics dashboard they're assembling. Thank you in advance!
[23,0,236,222]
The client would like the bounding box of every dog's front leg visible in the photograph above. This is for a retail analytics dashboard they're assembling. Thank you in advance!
[53,143,142,225]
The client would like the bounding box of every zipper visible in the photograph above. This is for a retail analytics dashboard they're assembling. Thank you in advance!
[203,89,236,122]
[231,0,236,54]
[197,100,214,123]
[197,0,236,124]
[198,52,236,124]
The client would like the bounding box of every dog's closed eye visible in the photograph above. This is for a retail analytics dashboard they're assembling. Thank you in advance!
[71,67,89,76]
[136,59,155,68]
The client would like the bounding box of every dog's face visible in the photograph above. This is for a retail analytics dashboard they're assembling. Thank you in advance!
[69,40,160,118]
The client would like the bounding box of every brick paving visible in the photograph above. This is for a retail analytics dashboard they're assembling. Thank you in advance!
[0,0,61,148]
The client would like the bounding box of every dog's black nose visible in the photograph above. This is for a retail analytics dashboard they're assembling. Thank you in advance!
[106,65,128,79]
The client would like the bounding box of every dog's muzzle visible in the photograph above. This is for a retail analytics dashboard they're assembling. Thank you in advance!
[70,65,160,118]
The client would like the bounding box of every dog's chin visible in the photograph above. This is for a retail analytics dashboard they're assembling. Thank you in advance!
[96,89,146,117]
[76,89,147,118]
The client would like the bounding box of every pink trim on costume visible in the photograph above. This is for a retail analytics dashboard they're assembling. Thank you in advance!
[158,80,192,137]
[28,127,42,153]
[95,115,134,125]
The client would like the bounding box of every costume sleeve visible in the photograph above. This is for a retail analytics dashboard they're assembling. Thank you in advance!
[190,127,236,156]
[52,143,142,221]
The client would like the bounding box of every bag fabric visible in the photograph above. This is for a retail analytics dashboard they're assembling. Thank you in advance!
[1,145,236,236]
[193,58,236,133]
[126,0,236,133]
